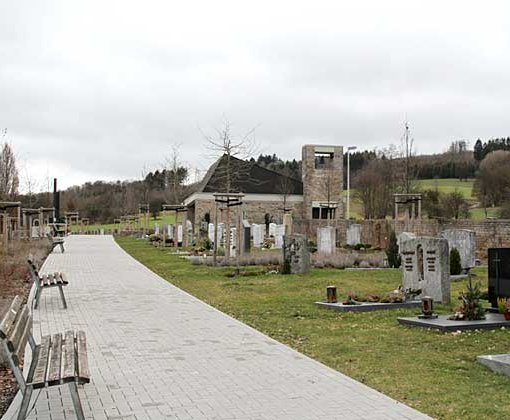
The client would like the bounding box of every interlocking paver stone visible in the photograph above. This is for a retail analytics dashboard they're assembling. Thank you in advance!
[4,235,430,419]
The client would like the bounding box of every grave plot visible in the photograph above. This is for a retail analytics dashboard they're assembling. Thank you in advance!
[316,286,421,312]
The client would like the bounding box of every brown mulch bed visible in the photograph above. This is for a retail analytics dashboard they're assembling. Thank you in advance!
[0,240,49,417]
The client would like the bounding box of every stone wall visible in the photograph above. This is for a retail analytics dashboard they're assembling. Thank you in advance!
[191,199,304,234]
[293,218,510,260]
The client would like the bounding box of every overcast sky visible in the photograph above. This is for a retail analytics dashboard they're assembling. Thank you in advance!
[2,0,509,191]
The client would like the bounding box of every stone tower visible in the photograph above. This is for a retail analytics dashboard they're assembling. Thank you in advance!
[302,145,344,220]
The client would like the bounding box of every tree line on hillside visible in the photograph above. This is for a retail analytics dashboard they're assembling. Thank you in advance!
[473,137,510,161]
[3,129,510,223]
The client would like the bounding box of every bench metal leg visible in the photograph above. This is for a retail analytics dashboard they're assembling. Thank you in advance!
[58,285,67,309]
[34,287,42,310]
[69,382,85,420]
[17,385,33,420]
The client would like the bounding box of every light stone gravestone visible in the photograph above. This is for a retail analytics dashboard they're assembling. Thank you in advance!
[269,222,277,237]
[167,224,174,239]
[346,224,361,246]
[252,224,264,247]
[398,232,416,250]
[283,213,293,235]
[283,234,310,274]
[217,223,224,247]
[155,223,160,235]
[400,236,450,304]
[274,224,285,248]
[440,229,476,270]
[185,220,193,246]
[31,224,40,239]
[208,223,215,243]
[177,225,183,244]
[230,227,237,257]
[317,226,336,255]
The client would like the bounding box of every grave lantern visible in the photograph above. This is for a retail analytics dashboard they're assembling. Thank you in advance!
[326,286,337,303]
[419,296,437,319]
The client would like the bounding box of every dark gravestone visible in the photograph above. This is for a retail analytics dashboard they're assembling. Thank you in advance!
[243,220,251,254]
[488,248,510,308]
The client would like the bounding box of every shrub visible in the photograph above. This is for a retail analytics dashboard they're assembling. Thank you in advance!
[450,275,485,321]
[386,231,401,268]
[450,248,462,275]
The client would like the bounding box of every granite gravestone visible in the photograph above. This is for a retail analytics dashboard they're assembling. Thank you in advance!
[400,236,450,304]
[283,234,310,274]
[346,224,361,246]
[488,248,510,308]
[317,226,336,255]
[154,223,160,235]
[440,229,476,271]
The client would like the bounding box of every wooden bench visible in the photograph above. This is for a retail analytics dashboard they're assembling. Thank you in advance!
[0,296,90,420]
[27,258,68,310]
[47,233,65,253]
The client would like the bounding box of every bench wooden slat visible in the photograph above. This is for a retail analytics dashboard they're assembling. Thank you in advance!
[60,272,68,284]
[0,296,22,339]
[31,335,51,388]
[77,331,90,382]
[47,333,63,385]
[7,305,29,352]
[13,317,32,365]
[62,330,76,379]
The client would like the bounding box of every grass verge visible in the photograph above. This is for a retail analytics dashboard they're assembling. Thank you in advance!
[117,236,510,419]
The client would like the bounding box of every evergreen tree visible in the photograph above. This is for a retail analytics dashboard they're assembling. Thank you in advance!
[450,248,462,275]
[473,139,483,161]
[386,231,401,268]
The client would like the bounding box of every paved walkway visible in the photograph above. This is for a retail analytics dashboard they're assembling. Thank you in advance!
[4,236,430,420]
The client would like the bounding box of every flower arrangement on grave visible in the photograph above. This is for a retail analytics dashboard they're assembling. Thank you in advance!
[342,291,360,305]
[449,275,485,321]
[497,297,510,320]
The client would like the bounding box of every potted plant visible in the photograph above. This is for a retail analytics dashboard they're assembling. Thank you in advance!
[497,297,510,321]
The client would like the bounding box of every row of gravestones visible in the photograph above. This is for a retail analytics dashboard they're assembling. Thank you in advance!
[205,222,286,249]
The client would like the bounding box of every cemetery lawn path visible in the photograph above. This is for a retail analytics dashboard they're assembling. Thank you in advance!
[117,236,510,420]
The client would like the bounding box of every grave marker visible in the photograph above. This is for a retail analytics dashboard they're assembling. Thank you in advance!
[317,226,335,255]
[346,224,361,246]
[400,236,450,304]
[440,229,476,270]
[283,234,310,274]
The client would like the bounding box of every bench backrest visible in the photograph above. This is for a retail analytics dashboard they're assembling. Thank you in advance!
[27,258,40,279]
[0,296,32,367]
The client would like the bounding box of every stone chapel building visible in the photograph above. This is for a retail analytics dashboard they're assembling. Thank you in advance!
[183,145,344,233]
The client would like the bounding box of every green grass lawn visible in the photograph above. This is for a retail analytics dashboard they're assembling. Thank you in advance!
[417,178,475,199]
[71,214,176,232]
[117,236,510,420]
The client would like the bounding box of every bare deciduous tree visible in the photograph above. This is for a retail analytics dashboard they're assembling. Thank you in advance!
[203,119,257,261]
[0,130,20,200]
[163,144,188,204]
[474,150,510,215]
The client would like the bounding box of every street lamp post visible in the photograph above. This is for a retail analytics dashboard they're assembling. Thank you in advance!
[346,146,357,220]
